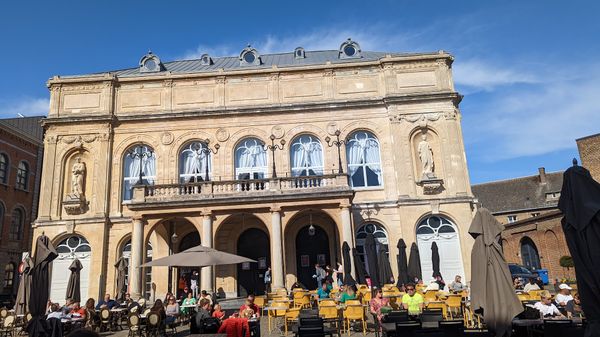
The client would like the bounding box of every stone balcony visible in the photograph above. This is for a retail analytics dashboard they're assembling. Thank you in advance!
[128,174,354,210]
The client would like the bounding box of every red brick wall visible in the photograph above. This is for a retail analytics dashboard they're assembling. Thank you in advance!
[577,134,600,182]
[501,214,576,282]
[0,127,42,298]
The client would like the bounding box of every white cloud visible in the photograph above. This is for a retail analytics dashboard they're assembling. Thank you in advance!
[0,97,49,119]
[454,60,539,91]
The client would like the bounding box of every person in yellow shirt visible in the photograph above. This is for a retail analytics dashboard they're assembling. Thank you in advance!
[402,283,424,315]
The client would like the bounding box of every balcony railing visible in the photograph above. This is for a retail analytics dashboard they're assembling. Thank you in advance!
[130,174,350,204]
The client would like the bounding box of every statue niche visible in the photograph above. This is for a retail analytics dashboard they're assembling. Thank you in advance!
[414,130,443,195]
[63,156,89,215]
[418,133,435,180]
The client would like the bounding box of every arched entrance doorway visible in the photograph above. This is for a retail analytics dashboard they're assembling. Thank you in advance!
[296,225,330,289]
[120,240,153,300]
[520,237,541,271]
[237,228,270,296]
[50,235,91,302]
[416,215,465,282]
[177,232,201,295]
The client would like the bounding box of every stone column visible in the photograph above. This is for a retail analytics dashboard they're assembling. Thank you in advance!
[270,207,285,289]
[201,212,214,292]
[130,217,145,299]
[340,204,356,278]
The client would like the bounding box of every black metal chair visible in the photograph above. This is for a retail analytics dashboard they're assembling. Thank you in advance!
[543,319,573,337]
[297,326,325,337]
[384,310,409,323]
[420,310,443,329]
[394,321,420,337]
[439,320,465,337]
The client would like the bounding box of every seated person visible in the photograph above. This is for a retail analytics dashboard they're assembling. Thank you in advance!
[96,293,118,310]
[317,282,331,299]
[448,275,466,292]
[338,285,357,303]
[239,294,260,317]
[218,317,251,337]
[165,296,180,325]
[555,284,574,306]
[369,289,390,324]
[62,298,74,315]
[181,292,197,315]
[47,303,65,320]
[70,302,87,319]
[212,303,225,321]
[425,279,440,292]
[199,290,213,305]
[192,299,214,334]
[402,283,424,315]
[566,292,583,318]
[524,278,541,293]
[534,291,564,318]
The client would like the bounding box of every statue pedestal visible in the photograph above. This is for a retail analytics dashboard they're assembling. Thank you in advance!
[63,195,88,215]
[417,178,444,195]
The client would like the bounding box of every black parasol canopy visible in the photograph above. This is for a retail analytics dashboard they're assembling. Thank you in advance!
[407,243,422,283]
[27,234,58,337]
[352,248,367,285]
[396,239,410,287]
[431,242,442,279]
[342,242,356,286]
[377,245,394,285]
[558,163,600,336]
[364,233,380,288]
[14,255,33,316]
[115,257,128,302]
[65,258,83,302]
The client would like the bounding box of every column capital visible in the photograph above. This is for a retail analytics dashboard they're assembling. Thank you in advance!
[270,205,282,213]
[132,215,145,222]
[201,209,213,219]
[339,202,352,209]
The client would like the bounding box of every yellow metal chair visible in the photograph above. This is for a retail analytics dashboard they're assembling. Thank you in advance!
[360,291,372,305]
[528,290,544,301]
[276,288,288,297]
[445,295,462,319]
[345,299,361,306]
[284,308,301,335]
[319,299,336,306]
[416,284,426,293]
[517,293,530,302]
[294,294,312,309]
[357,284,369,292]
[254,296,267,316]
[319,304,340,331]
[343,305,366,335]
[426,301,447,319]
[424,290,438,302]
[268,301,289,333]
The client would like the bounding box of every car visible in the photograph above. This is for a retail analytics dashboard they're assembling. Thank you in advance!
[508,263,538,282]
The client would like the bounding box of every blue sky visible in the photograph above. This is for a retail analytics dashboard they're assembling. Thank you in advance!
[0,1,598,184]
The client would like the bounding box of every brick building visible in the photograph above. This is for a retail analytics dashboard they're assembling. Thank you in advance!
[577,133,600,182]
[471,168,574,281]
[0,116,44,305]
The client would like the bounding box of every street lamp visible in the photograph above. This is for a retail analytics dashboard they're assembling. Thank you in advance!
[325,130,348,174]
[127,143,154,185]
[195,139,220,181]
[263,134,286,178]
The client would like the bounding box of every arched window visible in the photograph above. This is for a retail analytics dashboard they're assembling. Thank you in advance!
[346,131,382,188]
[521,237,541,270]
[416,215,465,282]
[16,161,28,190]
[56,235,91,254]
[0,153,8,184]
[122,144,156,201]
[3,263,15,288]
[290,135,324,176]
[51,235,92,303]
[179,141,212,183]
[9,208,23,241]
[355,223,389,272]
[121,240,153,299]
[235,138,267,180]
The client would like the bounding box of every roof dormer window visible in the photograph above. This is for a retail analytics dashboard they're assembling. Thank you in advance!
[294,47,306,59]
[139,51,163,73]
[339,38,362,59]
[200,54,213,65]
[239,45,261,66]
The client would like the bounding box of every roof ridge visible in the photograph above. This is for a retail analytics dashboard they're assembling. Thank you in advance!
[473,171,564,187]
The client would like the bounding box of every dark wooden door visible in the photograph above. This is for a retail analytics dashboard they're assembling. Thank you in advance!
[296,225,330,290]
[237,228,270,296]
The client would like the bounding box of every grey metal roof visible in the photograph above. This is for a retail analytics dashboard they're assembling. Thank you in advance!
[0,116,45,143]
[91,50,423,78]
[471,170,564,214]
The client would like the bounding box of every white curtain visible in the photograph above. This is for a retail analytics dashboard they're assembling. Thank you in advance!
[363,138,382,184]
[123,145,155,200]
[181,143,209,181]
[347,132,382,185]
[346,141,363,178]
[291,136,323,176]
[236,139,267,171]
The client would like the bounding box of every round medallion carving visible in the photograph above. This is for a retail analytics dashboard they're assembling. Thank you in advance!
[271,125,284,139]
[161,132,174,145]
[326,122,339,135]
[216,128,230,142]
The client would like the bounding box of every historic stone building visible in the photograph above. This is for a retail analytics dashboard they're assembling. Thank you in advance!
[0,116,44,305]
[33,40,476,301]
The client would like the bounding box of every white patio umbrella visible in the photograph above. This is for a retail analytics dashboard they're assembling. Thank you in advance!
[141,245,255,267]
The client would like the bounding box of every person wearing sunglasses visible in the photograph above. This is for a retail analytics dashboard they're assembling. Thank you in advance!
[401,283,424,315]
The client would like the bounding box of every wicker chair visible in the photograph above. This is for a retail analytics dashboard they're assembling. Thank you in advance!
[145,312,161,337]
[0,315,15,337]
[99,308,112,332]
[85,309,100,332]
[127,313,141,337]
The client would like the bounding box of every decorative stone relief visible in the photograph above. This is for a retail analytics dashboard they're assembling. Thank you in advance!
[389,112,441,125]
[216,128,230,142]
[270,126,284,139]
[418,179,444,195]
[326,122,339,136]
[161,132,174,145]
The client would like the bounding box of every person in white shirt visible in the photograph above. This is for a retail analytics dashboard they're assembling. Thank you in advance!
[555,284,574,306]
[46,303,65,320]
[534,291,564,318]
[523,278,541,293]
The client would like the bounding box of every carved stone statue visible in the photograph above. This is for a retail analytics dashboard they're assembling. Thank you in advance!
[418,134,435,179]
[70,157,86,199]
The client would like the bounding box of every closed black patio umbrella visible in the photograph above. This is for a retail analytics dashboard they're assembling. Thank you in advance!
[342,242,356,286]
[14,255,33,316]
[377,245,394,285]
[407,243,422,283]
[364,233,380,288]
[396,239,410,287]
[27,234,58,337]
[115,257,128,302]
[352,248,367,285]
[65,258,83,302]
[431,242,442,279]
[558,162,600,335]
